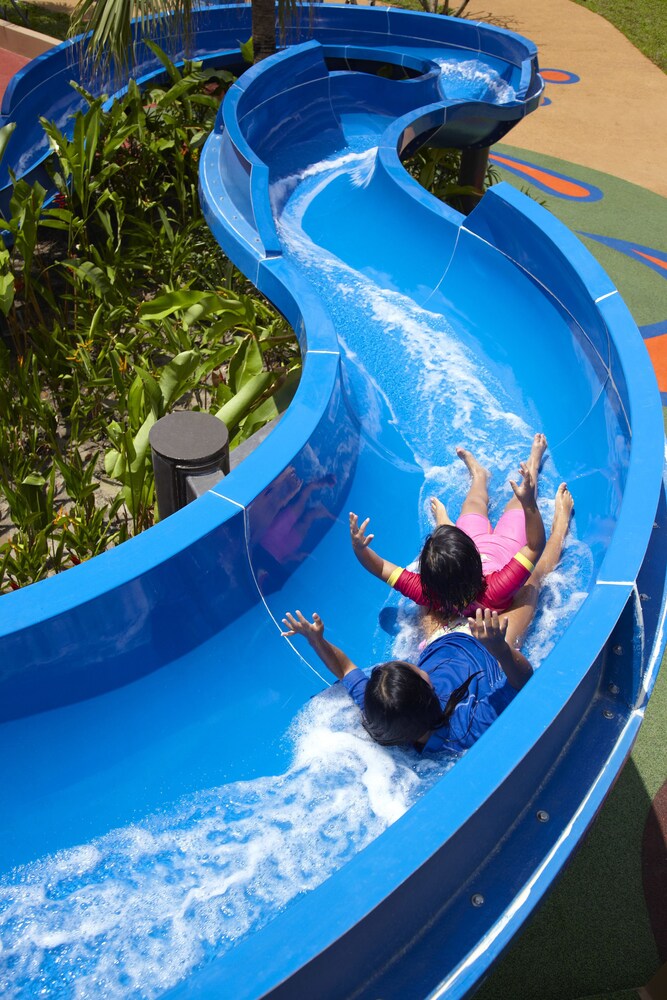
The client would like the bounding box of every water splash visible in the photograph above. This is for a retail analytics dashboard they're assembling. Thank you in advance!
[276,144,536,473]
[0,688,453,999]
[269,147,378,218]
[436,58,517,105]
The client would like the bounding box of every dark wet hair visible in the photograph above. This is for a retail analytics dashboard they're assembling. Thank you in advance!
[362,660,480,748]
[419,525,485,615]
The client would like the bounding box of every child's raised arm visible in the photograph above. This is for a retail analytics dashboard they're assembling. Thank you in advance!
[349,512,400,583]
[468,608,533,690]
[510,464,546,566]
[281,610,358,680]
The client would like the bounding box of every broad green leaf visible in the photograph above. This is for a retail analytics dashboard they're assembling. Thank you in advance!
[44,207,72,223]
[103,123,138,156]
[272,366,301,413]
[214,382,234,408]
[139,289,207,321]
[134,365,163,418]
[67,260,112,297]
[128,374,145,430]
[183,298,244,330]
[237,396,279,443]
[123,427,137,466]
[157,205,174,244]
[216,371,274,434]
[21,473,47,487]
[128,412,157,474]
[0,121,16,166]
[85,106,101,176]
[158,350,201,408]
[228,335,263,393]
[239,37,254,64]
[158,77,201,107]
[0,271,14,317]
[105,448,125,479]
[145,40,182,86]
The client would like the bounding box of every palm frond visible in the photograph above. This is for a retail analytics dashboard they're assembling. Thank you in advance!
[69,0,193,75]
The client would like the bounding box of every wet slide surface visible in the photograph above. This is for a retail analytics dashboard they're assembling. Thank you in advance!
[0,7,665,999]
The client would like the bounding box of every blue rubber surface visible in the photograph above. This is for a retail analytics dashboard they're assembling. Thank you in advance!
[0,7,665,999]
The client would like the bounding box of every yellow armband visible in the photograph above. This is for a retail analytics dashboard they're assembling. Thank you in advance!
[514,552,535,573]
[387,567,404,588]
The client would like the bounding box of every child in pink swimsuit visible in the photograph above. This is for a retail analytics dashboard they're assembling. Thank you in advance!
[350,434,548,618]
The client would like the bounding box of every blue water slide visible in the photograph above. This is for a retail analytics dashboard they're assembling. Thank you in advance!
[0,6,665,999]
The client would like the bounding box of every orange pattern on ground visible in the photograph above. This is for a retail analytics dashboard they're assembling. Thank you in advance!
[633,250,667,273]
[541,70,572,82]
[490,153,591,197]
[644,335,667,392]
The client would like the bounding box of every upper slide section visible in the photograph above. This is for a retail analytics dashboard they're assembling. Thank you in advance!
[0,3,542,214]
[0,4,547,706]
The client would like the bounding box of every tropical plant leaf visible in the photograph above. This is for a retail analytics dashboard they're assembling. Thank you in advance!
[0,251,15,317]
[138,289,209,321]
[0,121,16,167]
[216,370,275,434]
[66,260,113,297]
[127,374,146,431]
[228,335,264,393]
[134,365,163,418]
[236,395,279,444]
[239,37,254,64]
[157,350,200,408]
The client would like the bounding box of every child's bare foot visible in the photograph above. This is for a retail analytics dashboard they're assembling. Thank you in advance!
[430,496,453,527]
[456,447,490,483]
[552,483,574,539]
[526,433,548,481]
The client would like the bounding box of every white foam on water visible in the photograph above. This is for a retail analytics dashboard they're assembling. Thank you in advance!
[0,687,453,999]
[270,147,378,218]
[435,58,517,105]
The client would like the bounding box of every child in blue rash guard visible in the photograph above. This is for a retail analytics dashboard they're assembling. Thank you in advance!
[282,484,573,753]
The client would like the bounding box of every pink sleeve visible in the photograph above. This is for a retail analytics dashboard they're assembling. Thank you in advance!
[390,568,430,607]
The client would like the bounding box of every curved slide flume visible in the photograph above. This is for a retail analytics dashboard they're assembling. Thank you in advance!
[193,24,667,999]
[0,7,665,1000]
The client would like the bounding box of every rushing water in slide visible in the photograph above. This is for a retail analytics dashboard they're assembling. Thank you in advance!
[0,65,593,997]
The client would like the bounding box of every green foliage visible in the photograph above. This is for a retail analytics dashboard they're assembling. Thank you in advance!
[239,37,255,65]
[0,1,71,39]
[70,0,194,74]
[0,51,301,592]
[403,146,501,212]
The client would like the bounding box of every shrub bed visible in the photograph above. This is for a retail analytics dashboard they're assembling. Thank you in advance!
[0,51,301,592]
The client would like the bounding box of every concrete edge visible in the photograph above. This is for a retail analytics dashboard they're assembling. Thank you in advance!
[0,19,59,58]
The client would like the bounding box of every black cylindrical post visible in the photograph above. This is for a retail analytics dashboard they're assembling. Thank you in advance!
[458,146,490,214]
[149,411,230,519]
